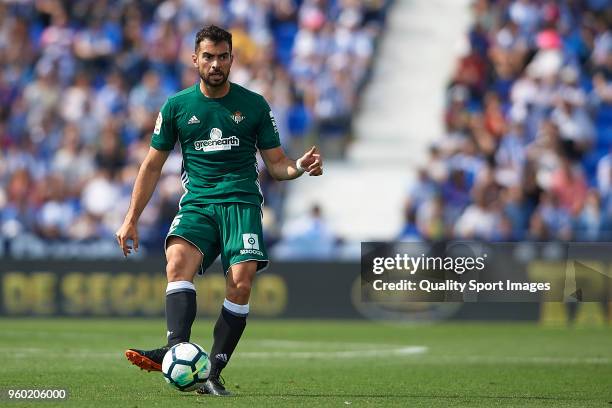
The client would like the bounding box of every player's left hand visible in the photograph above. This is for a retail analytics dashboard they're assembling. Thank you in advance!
[298,146,323,176]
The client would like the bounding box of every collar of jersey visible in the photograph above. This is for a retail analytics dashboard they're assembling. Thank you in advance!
[196,82,233,101]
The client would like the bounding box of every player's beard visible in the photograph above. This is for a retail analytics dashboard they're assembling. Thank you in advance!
[201,69,229,88]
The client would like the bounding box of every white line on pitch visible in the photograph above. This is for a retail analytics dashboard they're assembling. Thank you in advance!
[252,340,415,349]
[239,346,428,359]
[429,355,612,365]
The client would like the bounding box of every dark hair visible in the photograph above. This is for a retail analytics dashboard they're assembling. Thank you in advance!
[194,25,232,53]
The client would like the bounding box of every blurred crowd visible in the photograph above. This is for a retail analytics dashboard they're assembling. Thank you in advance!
[402,0,612,242]
[0,0,389,253]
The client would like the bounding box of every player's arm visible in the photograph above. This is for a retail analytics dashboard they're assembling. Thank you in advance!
[116,147,170,256]
[260,145,323,181]
[256,97,322,180]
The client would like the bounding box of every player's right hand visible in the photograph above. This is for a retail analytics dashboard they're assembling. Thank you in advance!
[115,221,139,257]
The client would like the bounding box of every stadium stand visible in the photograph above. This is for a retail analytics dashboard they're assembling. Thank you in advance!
[0,0,390,255]
[280,0,471,249]
[401,0,612,242]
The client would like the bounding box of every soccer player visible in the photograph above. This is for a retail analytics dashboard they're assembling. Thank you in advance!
[116,25,323,396]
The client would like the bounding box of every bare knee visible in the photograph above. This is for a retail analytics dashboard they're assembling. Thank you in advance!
[165,237,202,282]
[166,257,193,282]
[225,261,257,304]
[226,282,252,303]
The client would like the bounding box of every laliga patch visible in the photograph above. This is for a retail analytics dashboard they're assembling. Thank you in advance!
[154,112,163,135]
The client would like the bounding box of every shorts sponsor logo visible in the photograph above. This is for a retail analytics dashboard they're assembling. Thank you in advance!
[243,233,260,250]
[240,249,264,256]
[241,233,263,256]
[194,128,240,152]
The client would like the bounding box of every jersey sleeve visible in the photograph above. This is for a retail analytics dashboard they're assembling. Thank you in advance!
[150,99,177,151]
[255,96,281,150]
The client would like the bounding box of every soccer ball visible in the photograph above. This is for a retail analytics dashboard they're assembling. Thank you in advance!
[162,342,211,392]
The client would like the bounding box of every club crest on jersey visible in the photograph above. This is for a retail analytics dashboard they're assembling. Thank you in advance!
[194,127,240,152]
[231,111,245,124]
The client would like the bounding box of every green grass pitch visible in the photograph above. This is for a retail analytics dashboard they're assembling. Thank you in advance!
[1,319,611,407]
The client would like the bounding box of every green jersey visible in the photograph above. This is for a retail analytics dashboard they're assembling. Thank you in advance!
[151,82,281,207]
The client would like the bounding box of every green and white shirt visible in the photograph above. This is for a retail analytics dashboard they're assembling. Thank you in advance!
[151,82,281,207]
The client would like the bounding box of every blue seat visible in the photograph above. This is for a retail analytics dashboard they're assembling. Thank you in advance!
[595,104,612,127]
[273,22,298,67]
[288,103,311,138]
[582,148,606,182]
[596,124,612,150]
